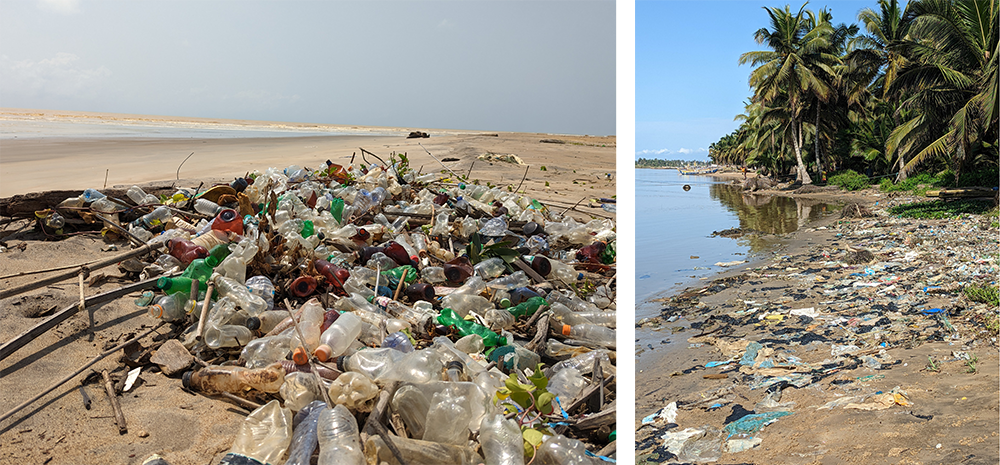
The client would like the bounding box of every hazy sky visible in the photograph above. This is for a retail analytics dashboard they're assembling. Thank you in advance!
[636,0,874,160]
[0,0,615,136]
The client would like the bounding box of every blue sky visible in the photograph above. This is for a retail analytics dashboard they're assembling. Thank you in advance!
[0,1,615,136]
[636,0,876,161]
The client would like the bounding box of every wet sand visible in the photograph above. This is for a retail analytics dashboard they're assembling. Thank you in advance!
[635,186,999,464]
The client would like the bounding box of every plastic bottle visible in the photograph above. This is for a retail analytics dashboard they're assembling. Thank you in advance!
[148,292,191,321]
[220,400,292,465]
[245,276,276,311]
[404,283,435,302]
[194,198,223,216]
[556,323,616,348]
[420,266,447,283]
[548,350,615,377]
[534,434,599,465]
[474,257,506,279]
[156,276,206,296]
[484,309,516,331]
[391,384,431,438]
[444,263,474,283]
[168,238,209,265]
[336,347,405,380]
[422,385,472,445]
[437,308,504,347]
[453,276,487,296]
[441,293,493,317]
[376,349,444,384]
[279,372,325,413]
[289,275,318,297]
[289,298,326,352]
[126,185,159,205]
[204,324,254,349]
[327,372,380,411]
[215,275,267,316]
[507,296,547,318]
[180,244,230,284]
[549,259,581,285]
[241,332,294,369]
[315,312,362,361]
[382,331,415,353]
[486,271,530,290]
[190,229,230,250]
[183,362,286,394]
[81,188,106,203]
[480,414,526,465]
[547,368,588,402]
[315,259,350,290]
[283,401,325,465]
[364,435,483,465]
[527,256,552,277]
[134,206,172,228]
[316,404,364,465]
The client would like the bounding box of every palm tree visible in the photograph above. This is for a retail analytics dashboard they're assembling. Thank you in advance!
[887,0,999,181]
[849,0,915,181]
[740,4,836,185]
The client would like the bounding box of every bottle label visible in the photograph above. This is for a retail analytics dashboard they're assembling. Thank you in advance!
[218,453,265,465]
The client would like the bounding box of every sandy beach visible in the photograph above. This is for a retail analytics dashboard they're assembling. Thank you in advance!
[0,110,615,465]
[635,183,999,464]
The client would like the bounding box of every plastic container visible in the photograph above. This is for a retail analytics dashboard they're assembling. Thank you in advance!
[215,275,267,316]
[289,275,318,297]
[315,312,362,361]
[421,266,447,283]
[212,208,244,236]
[440,293,493,318]
[148,293,191,321]
[556,323,615,348]
[423,385,473,445]
[283,401,325,465]
[317,404,364,465]
[245,276,276,311]
[156,276,206,296]
[391,384,432,438]
[241,332,293,369]
[135,206,171,228]
[474,257,506,279]
[336,347,405,380]
[194,198,223,216]
[480,414,526,465]
[547,368,588,402]
[279,372,325,413]
[444,263,474,283]
[183,362,286,394]
[382,331,415,353]
[204,324,254,349]
[326,371,379,411]
[221,400,292,465]
[364,435,483,465]
[168,238,209,265]
[534,434,599,465]
[437,308,504,347]
[486,271,530,290]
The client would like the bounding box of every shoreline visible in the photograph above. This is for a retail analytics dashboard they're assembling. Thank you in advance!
[635,187,999,464]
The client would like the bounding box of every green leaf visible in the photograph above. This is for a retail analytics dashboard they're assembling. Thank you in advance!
[522,427,546,458]
[528,365,548,391]
[536,392,555,415]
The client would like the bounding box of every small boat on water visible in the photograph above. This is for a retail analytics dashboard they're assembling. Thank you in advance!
[678,165,719,175]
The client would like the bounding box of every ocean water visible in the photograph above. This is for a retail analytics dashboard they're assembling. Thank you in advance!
[0,118,391,140]
[635,168,834,317]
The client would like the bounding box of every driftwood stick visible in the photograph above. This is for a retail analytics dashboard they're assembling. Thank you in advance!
[565,375,614,414]
[2,320,160,428]
[0,276,169,362]
[195,282,215,341]
[392,268,408,301]
[514,258,549,286]
[363,381,407,465]
[0,242,160,300]
[525,313,550,353]
[219,392,261,411]
[102,369,128,434]
[416,142,462,180]
[515,164,530,193]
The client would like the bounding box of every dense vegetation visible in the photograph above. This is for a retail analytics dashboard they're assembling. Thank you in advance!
[707,0,998,187]
[634,158,712,169]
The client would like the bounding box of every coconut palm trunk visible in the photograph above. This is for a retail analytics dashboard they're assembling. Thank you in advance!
[792,117,813,184]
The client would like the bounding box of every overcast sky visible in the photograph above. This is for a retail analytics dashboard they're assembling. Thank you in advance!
[0,0,615,136]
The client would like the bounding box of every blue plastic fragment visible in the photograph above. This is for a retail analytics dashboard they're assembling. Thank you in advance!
[740,342,763,366]
[723,411,793,439]
[705,361,731,368]
[920,308,945,315]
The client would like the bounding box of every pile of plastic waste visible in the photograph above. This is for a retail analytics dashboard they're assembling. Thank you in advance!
[49,157,616,465]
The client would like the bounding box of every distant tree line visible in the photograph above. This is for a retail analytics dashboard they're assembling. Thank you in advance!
[709,0,997,187]
[635,158,712,168]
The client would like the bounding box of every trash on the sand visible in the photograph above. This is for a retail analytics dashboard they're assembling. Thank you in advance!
[789,307,819,318]
[704,361,731,368]
[830,344,861,357]
[723,411,792,438]
[725,436,763,453]
[739,341,763,366]
[5,155,616,464]
[714,260,746,267]
[123,367,142,392]
[642,401,678,426]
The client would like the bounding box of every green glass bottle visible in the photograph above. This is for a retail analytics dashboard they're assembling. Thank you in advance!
[156,276,207,296]
[330,198,344,223]
[506,296,547,318]
[437,308,505,348]
[380,265,418,289]
[300,220,315,238]
[181,244,230,283]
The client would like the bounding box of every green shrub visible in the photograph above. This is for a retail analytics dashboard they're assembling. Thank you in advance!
[964,285,1000,306]
[888,199,994,219]
[879,172,948,194]
[828,170,870,191]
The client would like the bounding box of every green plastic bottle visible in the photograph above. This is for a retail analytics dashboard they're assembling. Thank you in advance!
[330,198,344,223]
[506,296,547,318]
[157,276,207,295]
[300,220,314,238]
[437,308,505,348]
[380,265,418,288]
[181,244,231,283]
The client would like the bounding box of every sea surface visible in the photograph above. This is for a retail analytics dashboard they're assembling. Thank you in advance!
[0,118,392,140]
[635,168,836,316]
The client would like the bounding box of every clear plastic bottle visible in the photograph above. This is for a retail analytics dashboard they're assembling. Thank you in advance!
[241,331,294,369]
[317,404,365,465]
[391,384,431,438]
[327,372,379,411]
[422,385,472,445]
[376,349,444,384]
[480,414,526,465]
[548,350,615,377]
[441,293,494,318]
[486,271,530,290]
[315,312,362,361]
[554,323,616,348]
[245,275,276,311]
[337,348,405,380]
[283,401,325,465]
[279,371,325,413]
[364,435,483,465]
[183,362,286,394]
[421,266,447,283]
[534,434,599,465]
[148,293,191,321]
[546,368,588,402]
[453,276,487,295]
[194,198,223,216]
[135,205,172,228]
[474,257,506,279]
[288,298,326,352]
[215,275,267,316]
[381,331,415,353]
[126,185,160,205]
[221,400,292,465]
[548,260,580,285]
[204,324,254,349]
[484,308,516,331]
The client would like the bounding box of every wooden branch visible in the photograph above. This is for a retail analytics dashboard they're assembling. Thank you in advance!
[513,258,550,286]
[565,375,614,414]
[524,313,550,353]
[102,369,128,434]
[0,242,161,300]
[572,401,616,431]
[0,275,170,362]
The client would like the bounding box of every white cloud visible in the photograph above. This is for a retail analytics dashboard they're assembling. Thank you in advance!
[0,53,111,99]
[636,147,708,157]
[678,148,692,154]
[636,148,673,156]
[37,0,80,15]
